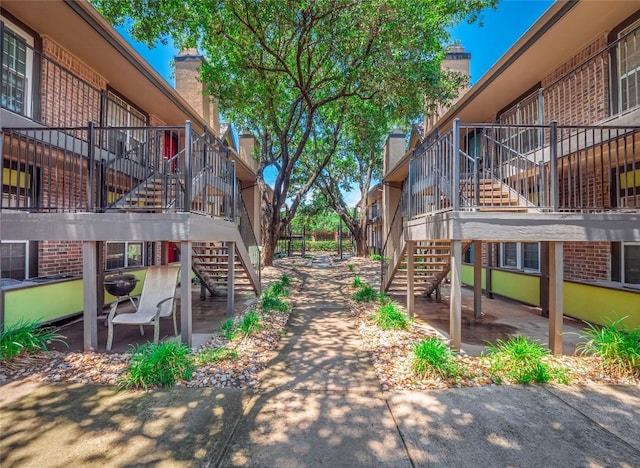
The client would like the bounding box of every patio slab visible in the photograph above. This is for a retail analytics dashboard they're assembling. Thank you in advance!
[49,287,257,353]
[0,384,246,468]
[386,384,640,467]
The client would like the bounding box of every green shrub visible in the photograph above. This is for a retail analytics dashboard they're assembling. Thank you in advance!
[119,341,194,390]
[220,318,237,340]
[347,263,356,273]
[577,318,640,376]
[0,320,66,361]
[372,301,409,330]
[279,274,291,287]
[307,240,338,252]
[197,346,239,364]
[486,336,556,384]
[352,284,379,303]
[238,311,262,336]
[412,337,462,379]
[370,254,382,261]
[352,276,365,288]
[260,290,290,313]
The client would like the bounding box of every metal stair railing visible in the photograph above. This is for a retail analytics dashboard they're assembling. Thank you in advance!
[380,192,406,293]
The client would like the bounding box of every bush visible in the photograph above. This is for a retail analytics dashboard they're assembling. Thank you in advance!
[279,274,291,287]
[370,254,382,261]
[220,318,237,340]
[0,320,66,361]
[347,263,356,273]
[119,341,194,390]
[238,311,262,336]
[352,276,365,288]
[352,284,379,303]
[197,346,239,364]
[577,318,640,377]
[372,301,409,330]
[412,337,463,379]
[307,240,338,252]
[261,293,290,313]
[486,336,557,384]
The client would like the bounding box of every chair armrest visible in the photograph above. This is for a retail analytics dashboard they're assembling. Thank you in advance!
[154,296,179,318]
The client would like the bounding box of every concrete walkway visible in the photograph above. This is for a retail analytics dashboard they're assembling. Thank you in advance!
[1,256,639,467]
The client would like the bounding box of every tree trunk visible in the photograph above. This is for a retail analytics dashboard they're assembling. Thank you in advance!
[355,233,368,257]
[261,232,277,267]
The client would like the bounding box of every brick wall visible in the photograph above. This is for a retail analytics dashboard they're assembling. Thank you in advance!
[563,241,610,281]
[38,240,83,276]
[542,35,609,126]
[40,37,107,127]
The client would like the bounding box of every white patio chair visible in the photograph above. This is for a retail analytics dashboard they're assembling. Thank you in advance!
[106,265,180,351]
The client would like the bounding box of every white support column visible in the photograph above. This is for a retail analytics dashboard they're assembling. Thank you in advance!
[406,241,415,318]
[450,240,462,351]
[227,241,236,318]
[180,241,192,347]
[82,241,98,351]
[548,241,563,354]
[473,240,482,319]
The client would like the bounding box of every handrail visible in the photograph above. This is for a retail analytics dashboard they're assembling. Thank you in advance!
[380,188,405,293]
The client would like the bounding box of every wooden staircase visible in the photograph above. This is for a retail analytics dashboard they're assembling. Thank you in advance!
[191,242,258,296]
[109,176,171,211]
[460,177,529,211]
[386,241,471,298]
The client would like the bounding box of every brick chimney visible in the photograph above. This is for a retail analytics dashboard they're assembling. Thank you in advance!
[383,128,406,175]
[174,48,220,136]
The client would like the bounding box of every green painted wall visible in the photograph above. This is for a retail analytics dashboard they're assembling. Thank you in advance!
[564,282,640,329]
[4,279,85,327]
[3,268,148,328]
[461,264,640,329]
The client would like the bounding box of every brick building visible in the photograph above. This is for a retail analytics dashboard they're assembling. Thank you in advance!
[1,0,261,350]
[381,0,640,352]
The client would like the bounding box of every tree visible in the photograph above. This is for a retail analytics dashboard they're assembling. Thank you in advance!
[94,0,497,266]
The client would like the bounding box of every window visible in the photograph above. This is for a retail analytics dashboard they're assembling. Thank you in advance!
[618,20,640,113]
[622,242,640,286]
[106,242,145,270]
[1,241,29,280]
[1,20,34,117]
[105,92,147,160]
[500,242,540,272]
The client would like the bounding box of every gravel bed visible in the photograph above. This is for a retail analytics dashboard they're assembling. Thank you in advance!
[0,265,295,389]
[345,259,639,390]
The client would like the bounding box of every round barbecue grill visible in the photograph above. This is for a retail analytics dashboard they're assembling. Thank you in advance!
[104,273,138,297]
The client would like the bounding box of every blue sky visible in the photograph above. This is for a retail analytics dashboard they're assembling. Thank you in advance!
[118,0,555,205]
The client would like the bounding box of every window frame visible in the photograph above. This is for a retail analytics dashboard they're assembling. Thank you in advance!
[1,240,29,280]
[616,19,640,114]
[1,18,35,118]
[499,242,540,273]
[622,241,640,288]
[105,241,146,271]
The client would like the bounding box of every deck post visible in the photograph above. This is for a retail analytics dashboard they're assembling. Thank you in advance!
[184,121,192,212]
[82,241,98,351]
[549,121,559,212]
[450,240,462,351]
[452,119,461,212]
[473,240,482,318]
[548,241,563,354]
[180,241,192,346]
[406,241,415,318]
[227,241,236,318]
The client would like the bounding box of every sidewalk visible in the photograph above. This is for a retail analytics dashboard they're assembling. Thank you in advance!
[1,255,639,467]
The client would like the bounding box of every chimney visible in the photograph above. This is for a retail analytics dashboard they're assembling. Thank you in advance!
[174,48,220,136]
[238,128,259,172]
[383,128,406,175]
[424,43,471,136]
